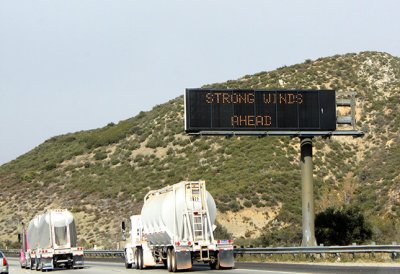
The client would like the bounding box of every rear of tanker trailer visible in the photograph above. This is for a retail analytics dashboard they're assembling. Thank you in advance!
[124,181,234,272]
[27,209,84,271]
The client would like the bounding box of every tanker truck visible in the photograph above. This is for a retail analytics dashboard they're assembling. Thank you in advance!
[123,181,234,272]
[23,209,84,271]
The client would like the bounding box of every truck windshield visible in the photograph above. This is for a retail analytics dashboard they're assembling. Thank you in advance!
[54,226,68,246]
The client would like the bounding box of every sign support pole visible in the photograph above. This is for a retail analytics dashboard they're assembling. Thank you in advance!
[300,137,317,247]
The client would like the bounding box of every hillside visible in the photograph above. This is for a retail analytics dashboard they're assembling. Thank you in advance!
[1,51,400,248]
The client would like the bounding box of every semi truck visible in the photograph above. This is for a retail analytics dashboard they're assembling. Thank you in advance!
[123,181,234,272]
[21,209,84,271]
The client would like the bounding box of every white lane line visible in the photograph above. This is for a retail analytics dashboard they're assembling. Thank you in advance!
[234,268,314,274]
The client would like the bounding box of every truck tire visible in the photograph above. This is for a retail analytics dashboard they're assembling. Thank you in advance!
[167,249,172,272]
[136,248,143,270]
[125,261,132,269]
[171,249,177,272]
[134,249,139,269]
[36,258,40,271]
[209,253,220,270]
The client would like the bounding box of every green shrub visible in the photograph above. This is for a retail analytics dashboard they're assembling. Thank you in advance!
[243,200,252,208]
[315,206,373,245]
[94,151,107,161]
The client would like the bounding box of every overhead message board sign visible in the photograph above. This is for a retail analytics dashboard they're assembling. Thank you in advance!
[185,89,336,134]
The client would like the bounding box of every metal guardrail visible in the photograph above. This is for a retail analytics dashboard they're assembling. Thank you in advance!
[234,245,400,258]
[0,249,125,257]
[3,244,399,259]
[2,249,19,256]
[84,250,124,257]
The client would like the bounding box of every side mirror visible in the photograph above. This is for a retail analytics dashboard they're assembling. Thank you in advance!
[121,221,126,231]
[121,221,126,241]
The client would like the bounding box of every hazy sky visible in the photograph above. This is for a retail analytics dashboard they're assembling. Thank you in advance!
[1,0,399,165]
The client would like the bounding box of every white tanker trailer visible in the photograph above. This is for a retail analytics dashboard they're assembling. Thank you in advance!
[22,209,84,271]
[123,181,234,272]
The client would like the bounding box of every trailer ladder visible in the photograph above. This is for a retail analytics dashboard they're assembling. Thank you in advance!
[192,213,204,240]
[188,182,207,241]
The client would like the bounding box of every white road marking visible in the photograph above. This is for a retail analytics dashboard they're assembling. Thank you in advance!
[234,268,313,274]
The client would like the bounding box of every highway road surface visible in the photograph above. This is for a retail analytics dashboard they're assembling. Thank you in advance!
[6,257,400,274]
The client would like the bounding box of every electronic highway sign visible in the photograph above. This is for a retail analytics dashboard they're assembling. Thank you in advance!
[185,89,336,134]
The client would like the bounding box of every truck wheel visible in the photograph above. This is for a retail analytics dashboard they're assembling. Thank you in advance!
[135,250,139,269]
[210,261,221,270]
[36,258,40,271]
[209,261,216,270]
[125,261,132,269]
[171,250,177,272]
[209,254,220,270]
[167,249,172,272]
[137,248,144,270]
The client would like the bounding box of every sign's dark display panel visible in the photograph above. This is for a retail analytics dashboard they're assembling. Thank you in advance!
[185,89,336,133]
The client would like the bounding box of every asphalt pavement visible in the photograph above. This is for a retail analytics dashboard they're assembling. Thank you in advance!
[5,257,400,274]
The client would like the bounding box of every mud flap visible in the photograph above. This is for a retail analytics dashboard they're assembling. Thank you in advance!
[73,255,84,268]
[219,250,234,268]
[175,251,192,270]
[142,244,157,267]
[41,257,54,270]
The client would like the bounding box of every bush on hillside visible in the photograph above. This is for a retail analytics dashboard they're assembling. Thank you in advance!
[315,206,373,246]
[213,221,233,240]
[260,225,302,246]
